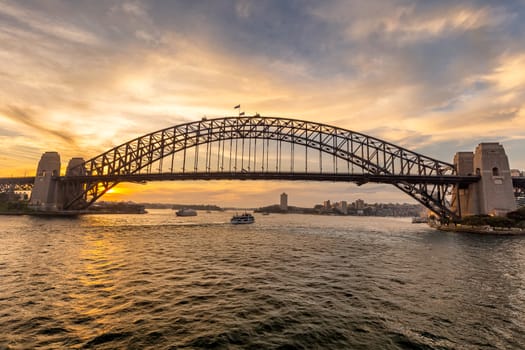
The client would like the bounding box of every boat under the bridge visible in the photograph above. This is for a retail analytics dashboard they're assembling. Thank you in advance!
[230,212,255,224]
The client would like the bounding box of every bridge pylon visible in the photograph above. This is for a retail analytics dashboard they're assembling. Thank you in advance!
[59,157,87,210]
[453,143,516,217]
[29,152,61,211]
[29,152,86,211]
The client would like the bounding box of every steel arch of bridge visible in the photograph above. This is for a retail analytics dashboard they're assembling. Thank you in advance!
[63,116,460,217]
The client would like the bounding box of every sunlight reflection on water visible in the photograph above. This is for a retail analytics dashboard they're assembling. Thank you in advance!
[1,210,525,349]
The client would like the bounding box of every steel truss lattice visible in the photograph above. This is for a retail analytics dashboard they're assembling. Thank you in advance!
[58,116,467,218]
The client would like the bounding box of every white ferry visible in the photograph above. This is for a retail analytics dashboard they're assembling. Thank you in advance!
[231,212,255,224]
[176,208,197,217]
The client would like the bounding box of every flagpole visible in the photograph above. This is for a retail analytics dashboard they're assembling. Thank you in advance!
[234,104,241,117]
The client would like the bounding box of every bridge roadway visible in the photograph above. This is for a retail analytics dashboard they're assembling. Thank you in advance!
[55,172,481,185]
[0,173,483,185]
[1,174,524,190]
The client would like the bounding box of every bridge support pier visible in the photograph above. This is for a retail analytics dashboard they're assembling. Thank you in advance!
[29,152,61,210]
[453,143,516,217]
[29,152,86,211]
[58,157,87,209]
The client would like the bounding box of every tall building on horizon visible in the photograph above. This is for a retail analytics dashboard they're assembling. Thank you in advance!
[280,192,288,211]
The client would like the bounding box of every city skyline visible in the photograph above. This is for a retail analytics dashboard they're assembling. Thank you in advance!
[1,0,525,207]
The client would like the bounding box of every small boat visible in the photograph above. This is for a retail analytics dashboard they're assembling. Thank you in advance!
[176,208,197,217]
[262,212,270,216]
[231,212,255,224]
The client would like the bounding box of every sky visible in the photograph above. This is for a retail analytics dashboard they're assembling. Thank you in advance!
[0,0,524,207]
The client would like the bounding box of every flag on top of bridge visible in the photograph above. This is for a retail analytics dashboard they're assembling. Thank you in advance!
[234,104,240,109]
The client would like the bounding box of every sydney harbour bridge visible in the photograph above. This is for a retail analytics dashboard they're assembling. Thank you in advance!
[1,116,524,220]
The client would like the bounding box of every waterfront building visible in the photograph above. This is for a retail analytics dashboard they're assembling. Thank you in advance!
[334,201,348,215]
[355,199,365,210]
[280,192,288,211]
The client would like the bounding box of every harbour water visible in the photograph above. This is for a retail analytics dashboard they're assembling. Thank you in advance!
[1,210,525,349]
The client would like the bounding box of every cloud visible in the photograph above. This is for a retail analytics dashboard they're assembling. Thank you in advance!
[235,0,253,19]
[0,105,78,146]
[355,6,506,44]
[120,1,148,17]
[0,126,22,137]
[483,53,525,92]
[309,1,511,44]
[0,1,102,45]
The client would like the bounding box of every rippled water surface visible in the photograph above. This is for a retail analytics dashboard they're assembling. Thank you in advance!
[1,210,525,349]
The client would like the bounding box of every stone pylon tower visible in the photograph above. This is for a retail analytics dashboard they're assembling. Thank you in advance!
[453,143,516,217]
[59,157,86,209]
[29,153,87,211]
[29,152,61,210]
[280,192,288,211]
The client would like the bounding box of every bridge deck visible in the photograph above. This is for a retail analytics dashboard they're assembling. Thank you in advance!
[55,172,480,185]
[0,172,486,185]
[2,174,524,187]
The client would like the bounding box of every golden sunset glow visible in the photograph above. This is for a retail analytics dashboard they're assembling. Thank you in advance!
[102,186,133,201]
[105,188,119,195]
[1,1,524,207]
